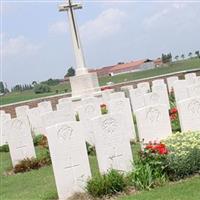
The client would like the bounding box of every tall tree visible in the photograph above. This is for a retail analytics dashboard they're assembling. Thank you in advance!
[195,50,200,58]
[66,67,75,77]
[181,54,185,60]
[174,55,179,61]
[0,81,5,93]
[188,52,192,58]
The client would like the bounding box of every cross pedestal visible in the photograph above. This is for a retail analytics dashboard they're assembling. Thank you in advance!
[59,0,100,97]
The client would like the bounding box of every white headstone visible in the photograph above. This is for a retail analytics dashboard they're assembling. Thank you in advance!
[109,92,126,100]
[38,101,52,114]
[27,107,45,135]
[4,117,36,166]
[173,80,188,102]
[135,105,172,143]
[0,113,11,146]
[129,88,145,112]
[152,79,165,86]
[0,110,5,115]
[177,97,200,132]
[58,97,71,104]
[78,100,101,145]
[144,92,166,107]
[107,98,136,140]
[187,83,200,98]
[185,73,197,84]
[166,76,179,93]
[46,121,91,200]
[137,82,150,94]
[15,105,29,118]
[152,84,170,108]
[92,114,133,173]
[56,101,76,117]
[41,110,75,131]
[121,85,133,98]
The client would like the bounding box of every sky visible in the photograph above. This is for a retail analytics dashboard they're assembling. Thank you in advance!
[1,0,200,88]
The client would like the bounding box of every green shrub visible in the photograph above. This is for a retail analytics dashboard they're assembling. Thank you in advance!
[164,131,200,180]
[86,170,127,198]
[33,134,44,146]
[0,144,9,152]
[128,163,166,190]
[34,84,51,94]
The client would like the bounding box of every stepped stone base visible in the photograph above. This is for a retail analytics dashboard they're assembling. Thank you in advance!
[70,72,100,97]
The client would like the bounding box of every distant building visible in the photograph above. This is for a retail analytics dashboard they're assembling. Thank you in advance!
[89,59,161,77]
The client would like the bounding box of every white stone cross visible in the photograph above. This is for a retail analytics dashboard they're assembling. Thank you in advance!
[59,0,88,75]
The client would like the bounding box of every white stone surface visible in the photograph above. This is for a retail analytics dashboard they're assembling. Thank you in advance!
[0,113,11,146]
[135,105,172,143]
[185,73,197,84]
[121,85,133,98]
[5,117,36,166]
[56,101,76,118]
[92,114,133,173]
[107,98,136,140]
[173,80,188,102]
[46,121,91,200]
[137,82,150,94]
[77,100,101,145]
[144,92,166,107]
[166,76,179,93]
[70,72,100,97]
[15,105,29,118]
[110,92,125,100]
[38,101,53,114]
[27,107,45,135]
[177,97,200,132]
[152,79,165,86]
[187,83,200,98]
[152,84,170,108]
[0,110,5,115]
[41,110,75,130]
[129,88,145,112]
[58,97,71,104]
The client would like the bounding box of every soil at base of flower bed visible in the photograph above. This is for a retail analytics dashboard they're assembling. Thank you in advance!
[68,187,137,200]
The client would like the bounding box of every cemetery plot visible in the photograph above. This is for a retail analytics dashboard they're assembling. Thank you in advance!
[92,114,133,173]
[46,121,91,200]
[107,98,136,140]
[4,117,36,166]
[0,113,11,146]
[177,97,200,132]
[135,104,172,143]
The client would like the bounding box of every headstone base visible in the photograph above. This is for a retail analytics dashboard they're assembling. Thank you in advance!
[70,72,100,96]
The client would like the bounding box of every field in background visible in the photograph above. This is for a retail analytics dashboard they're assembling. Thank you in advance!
[1,58,200,106]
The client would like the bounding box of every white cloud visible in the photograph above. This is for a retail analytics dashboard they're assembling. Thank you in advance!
[144,8,169,27]
[2,35,41,57]
[48,21,68,34]
[80,8,127,41]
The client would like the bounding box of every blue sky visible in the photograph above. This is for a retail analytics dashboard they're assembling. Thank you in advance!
[1,0,200,88]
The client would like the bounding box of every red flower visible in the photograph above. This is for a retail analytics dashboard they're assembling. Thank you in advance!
[101,86,112,91]
[170,108,178,114]
[144,142,168,155]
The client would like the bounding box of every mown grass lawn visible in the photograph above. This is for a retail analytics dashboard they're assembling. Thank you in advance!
[120,176,200,200]
[1,144,199,200]
[1,58,200,106]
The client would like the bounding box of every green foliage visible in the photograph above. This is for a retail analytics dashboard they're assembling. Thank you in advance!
[86,143,96,156]
[33,134,44,146]
[11,84,33,92]
[128,163,166,190]
[0,81,5,93]
[65,67,75,77]
[164,131,200,180]
[34,84,51,94]
[162,53,172,63]
[86,169,127,198]
[0,144,9,152]
[41,78,60,86]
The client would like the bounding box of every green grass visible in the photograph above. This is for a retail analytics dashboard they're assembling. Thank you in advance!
[1,58,200,106]
[120,176,200,200]
[1,145,199,200]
